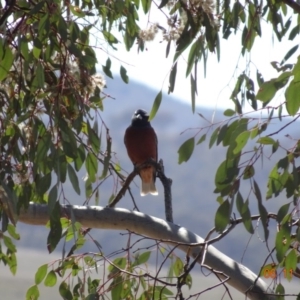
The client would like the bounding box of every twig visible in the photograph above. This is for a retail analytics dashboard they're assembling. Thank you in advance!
[107,168,138,208]
[108,159,173,223]
[157,159,173,223]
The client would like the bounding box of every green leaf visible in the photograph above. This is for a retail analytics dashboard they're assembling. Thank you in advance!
[0,44,14,81]
[47,201,62,253]
[141,0,151,13]
[186,40,201,77]
[74,144,86,171]
[111,276,123,300]
[108,257,126,273]
[275,283,285,299]
[285,79,300,116]
[236,192,244,214]
[215,199,230,232]
[243,165,255,179]
[149,90,162,121]
[256,79,277,103]
[215,159,239,191]
[86,152,98,182]
[35,264,48,285]
[257,137,276,145]
[68,164,80,195]
[236,195,254,234]
[173,257,183,276]
[48,184,58,214]
[254,180,269,240]
[234,131,250,154]
[59,282,73,300]
[190,74,197,113]
[275,222,291,263]
[85,294,99,300]
[4,244,17,274]
[285,250,297,281]
[87,122,100,153]
[102,58,113,79]
[281,45,299,65]
[223,109,235,117]
[196,134,206,145]
[44,270,57,287]
[217,124,228,145]
[103,30,119,44]
[36,173,52,196]
[277,203,290,224]
[36,62,45,88]
[101,134,111,178]
[3,235,16,252]
[209,127,219,148]
[178,137,195,164]
[168,62,177,93]
[26,285,40,300]
[133,251,151,266]
[120,65,129,83]
[33,39,42,59]
[7,224,20,240]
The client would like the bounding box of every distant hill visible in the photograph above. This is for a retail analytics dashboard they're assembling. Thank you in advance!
[13,76,300,276]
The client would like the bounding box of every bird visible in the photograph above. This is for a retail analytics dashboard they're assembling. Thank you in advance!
[124,109,158,196]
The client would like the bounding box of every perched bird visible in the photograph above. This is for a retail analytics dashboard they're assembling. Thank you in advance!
[124,109,158,196]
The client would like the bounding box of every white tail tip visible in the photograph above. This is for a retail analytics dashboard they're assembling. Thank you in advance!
[141,180,158,196]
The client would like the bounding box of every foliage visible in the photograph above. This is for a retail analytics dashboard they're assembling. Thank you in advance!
[1,0,300,299]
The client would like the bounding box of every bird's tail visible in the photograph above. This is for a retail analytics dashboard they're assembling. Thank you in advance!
[140,167,158,196]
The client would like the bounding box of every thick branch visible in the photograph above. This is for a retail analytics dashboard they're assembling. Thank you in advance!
[282,0,300,13]
[19,203,276,300]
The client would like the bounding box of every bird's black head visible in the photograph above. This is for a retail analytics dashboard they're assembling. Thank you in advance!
[131,109,151,127]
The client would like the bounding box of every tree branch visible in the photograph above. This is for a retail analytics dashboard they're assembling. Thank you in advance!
[281,0,300,14]
[108,159,173,223]
[18,203,276,300]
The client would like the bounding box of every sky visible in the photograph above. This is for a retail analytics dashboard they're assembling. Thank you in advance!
[94,4,298,112]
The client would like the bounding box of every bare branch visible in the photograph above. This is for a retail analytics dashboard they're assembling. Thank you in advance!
[19,203,276,300]
[108,159,173,222]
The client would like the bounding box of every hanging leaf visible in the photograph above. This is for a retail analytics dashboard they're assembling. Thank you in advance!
[120,65,129,83]
[285,79,300,116]
[168,62,177,93]
[196,134,206,145]
[68,164,81,195]
[178,137,195,164]
[277,203,290,224]
[209,127,219,148]
[102,58,113,78]
[44,270,57,287]
[149,90,162,121]
[224,109,235,116]
[47,201,62,253]
[35,264,48,285]
[215,199,230,232]
[190,74,197,113]
[0,43,14,81]
[281,44,299,65]
[234,131,250,154]
[59,282,73,300]
[26,285,40,300]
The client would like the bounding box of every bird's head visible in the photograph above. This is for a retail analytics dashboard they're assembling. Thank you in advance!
[131,109,150,127]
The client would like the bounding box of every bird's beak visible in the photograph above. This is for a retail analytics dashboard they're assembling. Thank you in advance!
[136,114,142,119]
